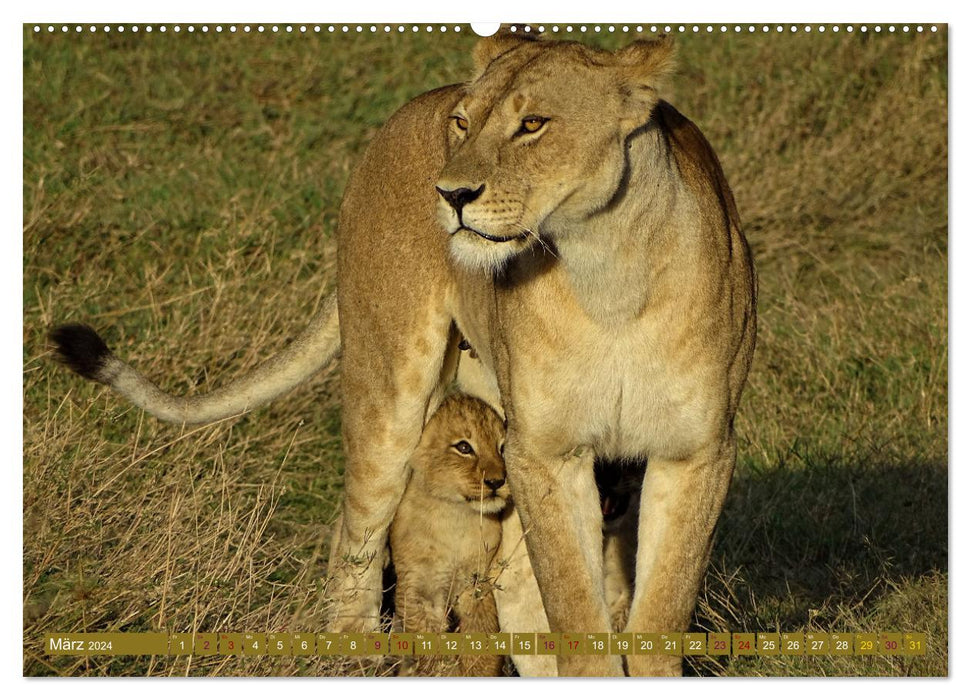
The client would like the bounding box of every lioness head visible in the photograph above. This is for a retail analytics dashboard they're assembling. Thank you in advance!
[409,394,509,514]
[437,33,675,271]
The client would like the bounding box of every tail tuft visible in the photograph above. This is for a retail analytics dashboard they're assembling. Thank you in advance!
[50,323,113,383]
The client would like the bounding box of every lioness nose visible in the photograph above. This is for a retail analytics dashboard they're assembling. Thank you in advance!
[484,477,505,491]
[436,184,484,214]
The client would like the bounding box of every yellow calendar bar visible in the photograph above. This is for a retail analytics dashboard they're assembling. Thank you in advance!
[44,631,928,657]
[46,633,168,656]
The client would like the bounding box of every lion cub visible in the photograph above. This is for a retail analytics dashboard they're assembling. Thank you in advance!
[390,393,509,676]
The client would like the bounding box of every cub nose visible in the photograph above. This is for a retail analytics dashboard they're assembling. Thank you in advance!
[436,184,485,214]
[484,477,506,492]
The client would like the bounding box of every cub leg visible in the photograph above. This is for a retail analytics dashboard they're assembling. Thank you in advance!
[603,507,638,632]
[394,573,455,677]
[505,441,623,677]
[395,575,450,634]
[624,439,736,676]
[453,581,504,676]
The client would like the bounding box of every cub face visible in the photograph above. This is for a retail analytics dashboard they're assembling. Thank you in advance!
[436,36,675,272]
[409,394,509,515]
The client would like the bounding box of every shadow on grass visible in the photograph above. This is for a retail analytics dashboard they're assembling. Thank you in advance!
[687,453,947,675]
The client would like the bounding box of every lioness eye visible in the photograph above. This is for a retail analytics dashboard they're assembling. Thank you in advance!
[520,117,547,134]
[453,440,475,455]
[452,115,469,132]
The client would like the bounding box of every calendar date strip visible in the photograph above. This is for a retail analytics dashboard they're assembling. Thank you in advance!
[45,631,927,657]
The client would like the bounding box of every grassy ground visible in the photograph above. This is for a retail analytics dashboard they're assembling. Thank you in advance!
[22,25,947,677]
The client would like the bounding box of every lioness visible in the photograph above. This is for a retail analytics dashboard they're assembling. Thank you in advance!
[492,456,644,677]
[390,393,508,676]
[52,33,756,676]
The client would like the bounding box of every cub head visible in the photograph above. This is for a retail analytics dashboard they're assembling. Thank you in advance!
[409,394,509,515]
[437,33,675,272]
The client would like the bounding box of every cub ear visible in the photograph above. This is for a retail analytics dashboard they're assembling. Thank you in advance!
[472,28,537,75]
[614,35,677,128]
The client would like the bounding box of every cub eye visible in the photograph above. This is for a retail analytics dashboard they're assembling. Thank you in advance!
[453,440,475,456]
[452,115,469,132]
[499,443,505,457]
[519,116,548,134]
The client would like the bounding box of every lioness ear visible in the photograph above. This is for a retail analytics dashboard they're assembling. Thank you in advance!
[615,36,677,129]
[472,29,537,76]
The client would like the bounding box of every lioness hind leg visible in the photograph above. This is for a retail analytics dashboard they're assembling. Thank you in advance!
[325,83,458,633]
[624,440,736,677]
[326,311,454,632]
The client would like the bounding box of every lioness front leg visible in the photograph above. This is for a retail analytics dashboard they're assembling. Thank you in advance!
[625,440,736,676]
[505,441,624,677]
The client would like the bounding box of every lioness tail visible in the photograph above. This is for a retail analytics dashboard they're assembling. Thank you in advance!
[51,293,341,425]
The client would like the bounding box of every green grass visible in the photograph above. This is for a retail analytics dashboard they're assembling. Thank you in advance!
[22,26,947,676]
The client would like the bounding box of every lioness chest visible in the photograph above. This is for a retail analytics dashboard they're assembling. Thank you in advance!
[451,265,726,463]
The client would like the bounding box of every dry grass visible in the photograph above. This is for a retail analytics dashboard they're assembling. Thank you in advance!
[22,27,947,676]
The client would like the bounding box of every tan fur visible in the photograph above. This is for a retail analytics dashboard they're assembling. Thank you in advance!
[331,35,756,677]
[56,35,755,677]
[389,394,508,676]
[493,459,643,677]
[66,294,341,425]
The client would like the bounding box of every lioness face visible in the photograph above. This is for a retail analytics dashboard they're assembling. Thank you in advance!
[410,395,509,514]
[436,39,673,272]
